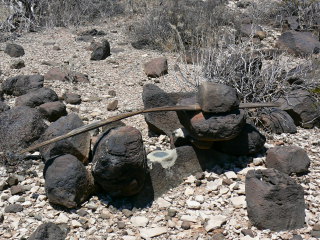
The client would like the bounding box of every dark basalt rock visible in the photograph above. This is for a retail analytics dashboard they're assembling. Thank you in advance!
[178,97,246,141]
[38,101,67,122]
[277,89,320,128]
[39,113,90,164]
[213,123,266,156]
[28,222,66,240]
[92,126,147,197]
[90,40,111,60]
[44,154,94,208]
[197,82,240,113]
[0,106,47,153]
[246,168,305,231]
[15,88,59,108]
[258,108,297,134]
[4,43,25,57]
[142,84,183,137]
[2,75,44,96]
[266,146,310,175]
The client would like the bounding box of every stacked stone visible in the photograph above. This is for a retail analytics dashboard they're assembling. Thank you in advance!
[142,82,307,232]
[176,82,266,155]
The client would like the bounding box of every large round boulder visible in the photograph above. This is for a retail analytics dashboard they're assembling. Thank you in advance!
[277,89,320,128]
[258,108,297,134]
[44,154,94,208]
[0,106,47,153]
[15,88,59,108]
[142,84,183,137]
[92,126,147,197]
[266,146,310,175]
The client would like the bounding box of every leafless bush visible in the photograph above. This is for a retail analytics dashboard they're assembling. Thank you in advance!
[175,35,319,103]
[0,0,124,31]
[131,0,233,51]
[272,0,320,30]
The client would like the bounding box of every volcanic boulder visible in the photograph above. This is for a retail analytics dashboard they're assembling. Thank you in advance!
[39,113,90,164]
[266,146,310,175]
[213,123,266,156]
[15,88,59,108]
[44,154,94,208]
[2,75,44,96]
[4,43,25,57]
[0,106,47,153]
[245,168,305,231]
[92,126,147,197]
[142,84,183,137]
[197,82,240,113]
[277,89,320,128]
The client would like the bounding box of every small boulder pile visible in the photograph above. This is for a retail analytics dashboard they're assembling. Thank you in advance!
[0,74,93,208]
[139,82,267,200]
[142,82,311,233]
[144,82,266,155]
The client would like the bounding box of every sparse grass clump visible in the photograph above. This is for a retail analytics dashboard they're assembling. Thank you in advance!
[131,0,234,51]
[0,0,124,31]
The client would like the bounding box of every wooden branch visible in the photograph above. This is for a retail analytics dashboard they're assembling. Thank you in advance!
[18,102,279,154]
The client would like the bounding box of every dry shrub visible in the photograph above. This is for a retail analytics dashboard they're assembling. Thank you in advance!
[131,0,233,51]
[175,35,319,103]
[276,0,320,30]
[0,0,124,31]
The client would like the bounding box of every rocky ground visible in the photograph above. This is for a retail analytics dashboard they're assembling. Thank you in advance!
[0,11,320,240]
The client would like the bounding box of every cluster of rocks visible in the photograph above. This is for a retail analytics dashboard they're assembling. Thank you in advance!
[176,83,266,154]
[140,82,316,235]
[0,19,319,239]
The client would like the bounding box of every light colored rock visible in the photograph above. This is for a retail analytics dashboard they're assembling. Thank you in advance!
[8,195,20,204]
[219,187,229,195]
[10,217,20,230]
[253,157,264,166]
[139,227,168,239]
[56,213,69,224]
[185,175,197,184]
[230,196,246,208]
[206,179,223,191]
[157,198,171,209]
[238,166,266,175]
[122,237,137,240]
[30,186,40,193]
[21,201,32,207]
[241,236,259,240]
[186,200,201,210]
[184,187,194,196]
[86,226,97,235]
[131,216,149,227]
[71,220,82,228]
[224,171,238,179]
[230,182,239,190]
[237,184,246,195]
[205,215,227,232]
[167,220,176,228]
[195,195,205,203]
[181,215,198,223]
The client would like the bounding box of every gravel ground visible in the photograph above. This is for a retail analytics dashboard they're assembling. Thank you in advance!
[0,14,319,240]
